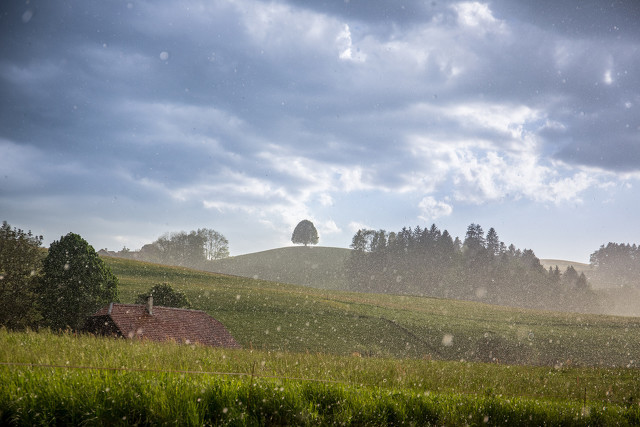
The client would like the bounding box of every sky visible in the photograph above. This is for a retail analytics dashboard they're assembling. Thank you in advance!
[1,0,640,262]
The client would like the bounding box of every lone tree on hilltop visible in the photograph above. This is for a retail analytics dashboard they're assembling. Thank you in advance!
[291,220,319,247]
[39,232,119,331]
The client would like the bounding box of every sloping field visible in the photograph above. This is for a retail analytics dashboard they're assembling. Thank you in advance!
[105,257,640,368]
[205,248,596,291]
[204,246,351,289]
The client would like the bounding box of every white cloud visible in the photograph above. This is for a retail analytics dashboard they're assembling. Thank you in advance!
[405,97,612,206]
[418,196,453,221]
[238,0,340,58]
[452,2,507,35]
[337,24,366,62]
[445,103,542,140]
[348,221,372,233]
[319,219,341,235]
[318,193,334,206]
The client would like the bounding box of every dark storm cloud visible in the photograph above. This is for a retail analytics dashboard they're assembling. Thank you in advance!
[2,0,639,257]
[277,0,444,25]
[491,0,640,41]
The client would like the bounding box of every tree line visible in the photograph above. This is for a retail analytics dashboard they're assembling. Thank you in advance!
[0,221,118,330]
[345,223,596,312]
[113,228,229,268]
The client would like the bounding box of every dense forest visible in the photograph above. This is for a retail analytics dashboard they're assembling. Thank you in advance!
[346,223,597,312]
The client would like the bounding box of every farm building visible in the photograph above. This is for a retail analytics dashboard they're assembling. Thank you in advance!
[84,297,241,349]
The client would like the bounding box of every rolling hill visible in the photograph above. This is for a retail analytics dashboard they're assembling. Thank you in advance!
[205,246,596,289]
[201,247,638,316]
[103,256,640,367]
[204,246,352,289]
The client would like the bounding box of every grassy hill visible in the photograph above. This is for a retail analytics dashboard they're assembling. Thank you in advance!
[204,246,352,289]
[201,248,636,315]
[539,259,592,275]
[204,248,597,290]
[104,256,640,367]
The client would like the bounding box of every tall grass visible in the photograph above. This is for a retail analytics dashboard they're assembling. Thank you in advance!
[4,330,640,404]
[3,361,639,425]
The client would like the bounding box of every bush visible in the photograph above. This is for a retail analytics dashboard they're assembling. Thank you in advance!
[136,283,191,308]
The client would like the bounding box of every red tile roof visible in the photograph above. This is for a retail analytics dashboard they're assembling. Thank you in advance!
[87,303,241,349]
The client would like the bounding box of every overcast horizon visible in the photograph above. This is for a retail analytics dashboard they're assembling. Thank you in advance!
[2,0,640,262]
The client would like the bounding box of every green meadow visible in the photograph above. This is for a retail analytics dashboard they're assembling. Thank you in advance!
[110,256,640,367]
[204,246,352,290]
[2,330,640,425]
[2,255,640,425]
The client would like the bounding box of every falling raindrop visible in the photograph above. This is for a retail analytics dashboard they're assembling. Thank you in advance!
[22,10,33,23]
[442,334,454,346]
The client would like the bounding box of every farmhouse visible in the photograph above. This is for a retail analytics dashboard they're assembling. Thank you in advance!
[84,297,241,348]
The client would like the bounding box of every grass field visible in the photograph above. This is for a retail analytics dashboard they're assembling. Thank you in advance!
[107,256,640,367]
[204,246,352,290]
[1,330,639,425]
[2,256,640,424]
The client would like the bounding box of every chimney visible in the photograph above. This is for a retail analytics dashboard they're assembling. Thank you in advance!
[146,295,153,315]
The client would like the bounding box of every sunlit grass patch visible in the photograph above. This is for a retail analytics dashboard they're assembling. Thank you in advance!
[1,330,639,407]
[2,357,639,426]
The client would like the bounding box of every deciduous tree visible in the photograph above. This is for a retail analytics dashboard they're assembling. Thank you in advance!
[291,220,319,246]
[197,228,230,260]
[39,233,119,330]
[0,221,44,329]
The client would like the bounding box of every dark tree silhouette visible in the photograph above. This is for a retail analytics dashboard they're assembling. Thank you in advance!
[0,221,44,329]
[39,233,119,330]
